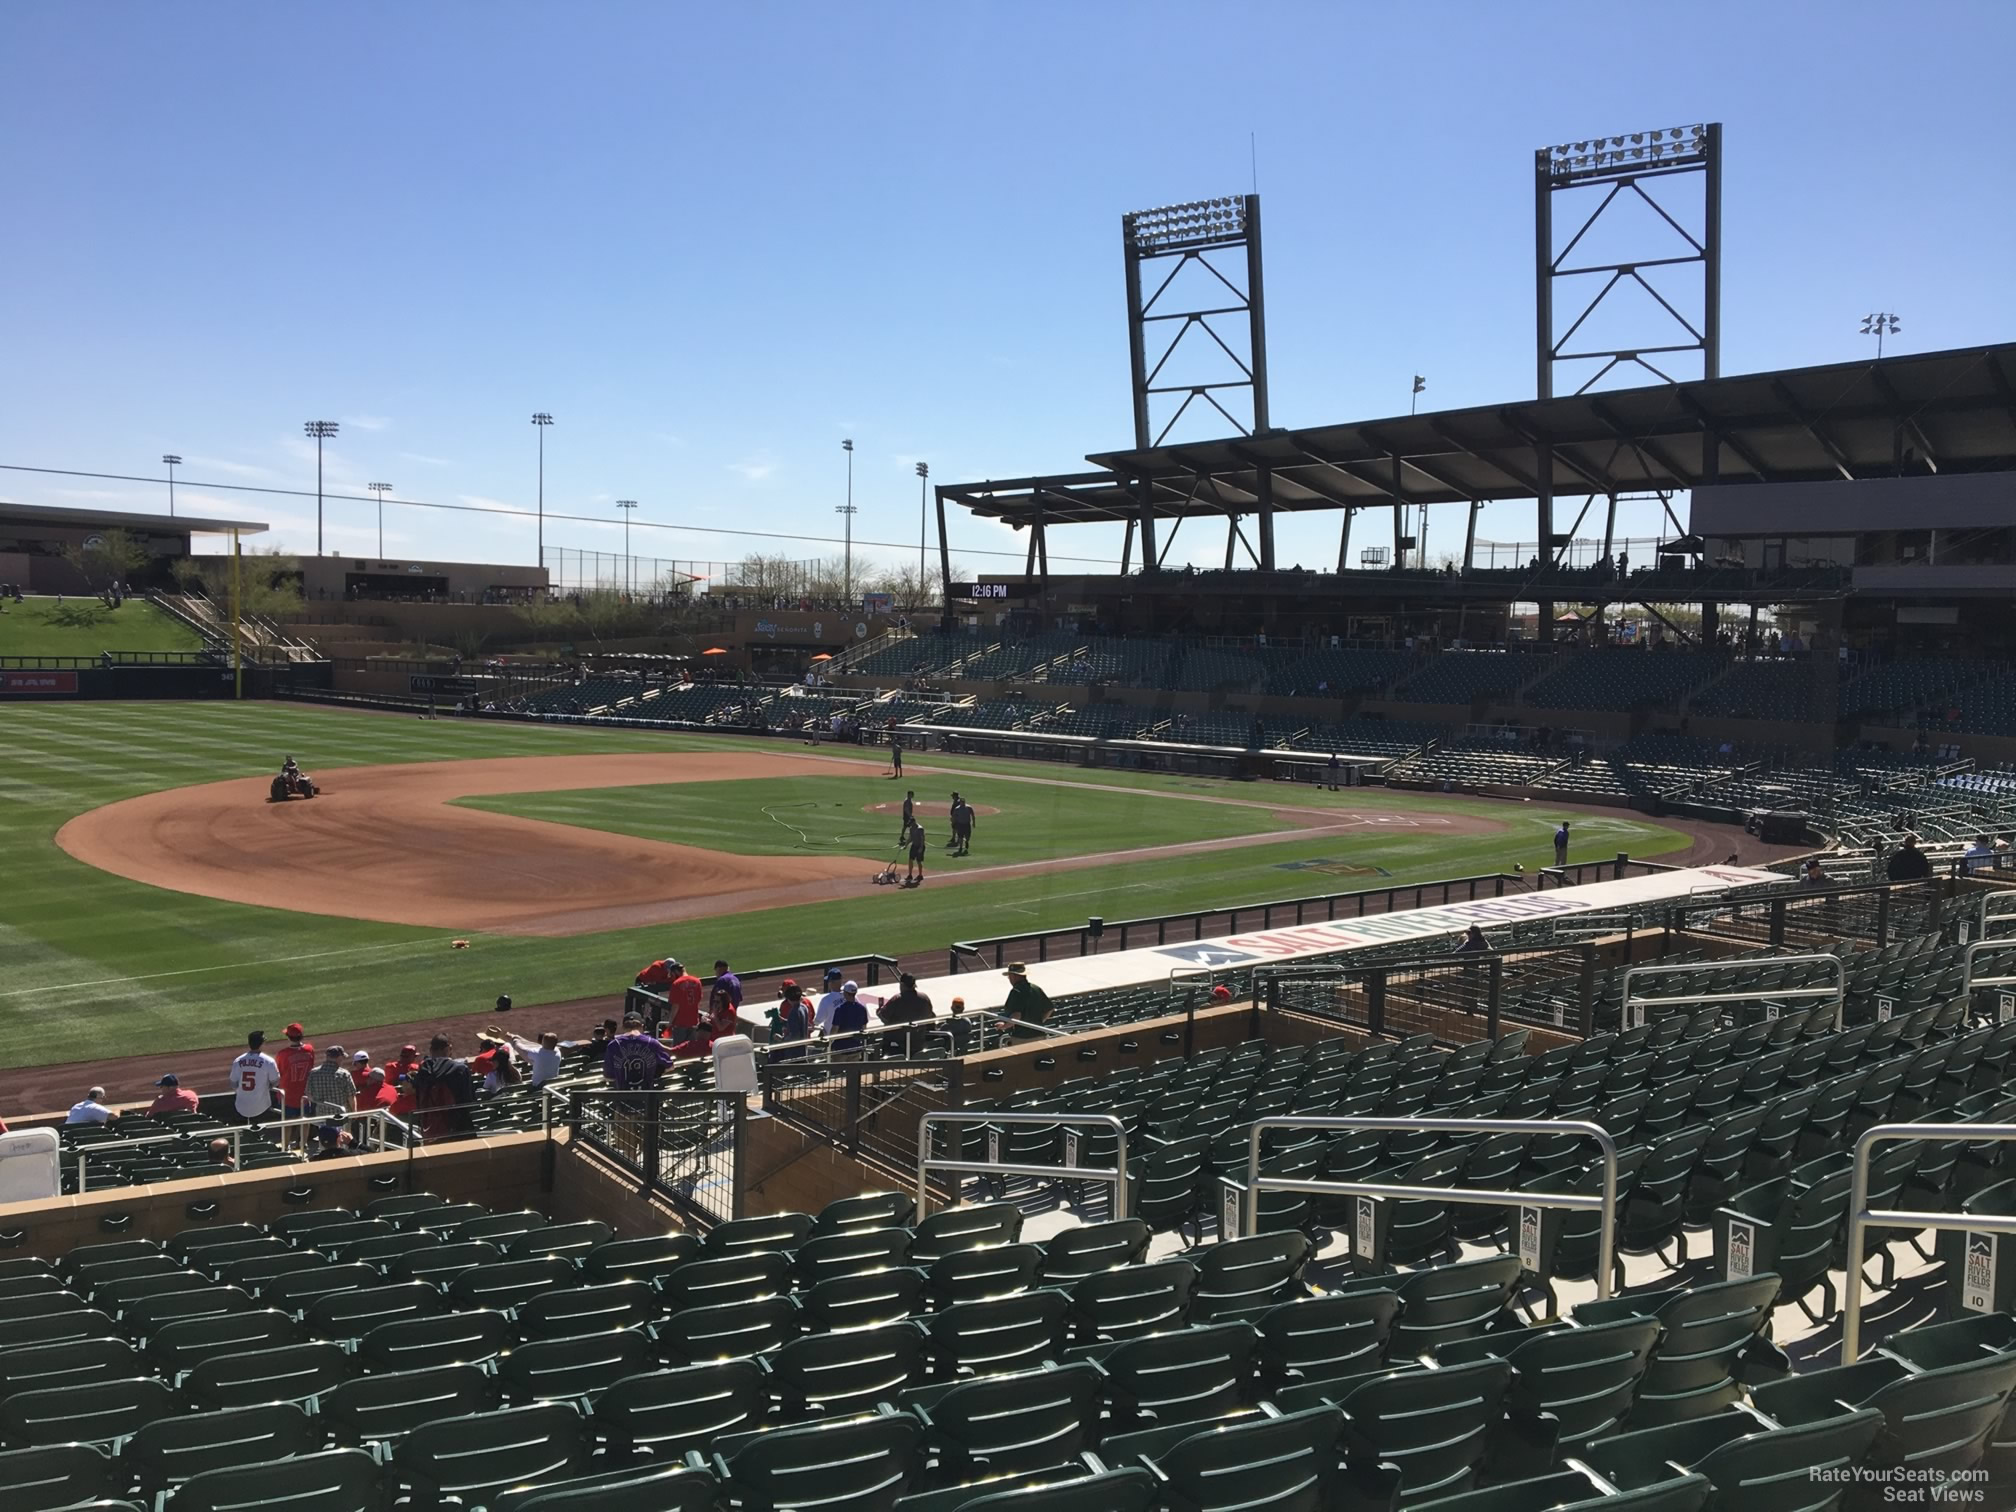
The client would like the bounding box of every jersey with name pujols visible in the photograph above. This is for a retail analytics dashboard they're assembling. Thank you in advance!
[230,1052,280,1115]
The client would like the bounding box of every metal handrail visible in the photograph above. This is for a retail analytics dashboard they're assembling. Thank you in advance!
[1842,1121,2016,1360]
[1621,951,1845,1031]
[1962,940,2016,1000]
[272,1105,396,1153]
[1240,1115,1620,1298]
[75,1127,247,1194]
[917,1111,1128,1220]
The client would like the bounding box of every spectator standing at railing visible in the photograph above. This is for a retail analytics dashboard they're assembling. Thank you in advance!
[274,1023,315,1120]
[1886,833,1932,881]
[998,964,1053,1038]
[357,1067,398,1112]
[767,981,812,1062]
[229,1031,281,1124]
[878,973,934,1057]
[509,1032,565,1088]
[413,1037,476,1141]
[605,1015,674,1089]
[814,968,847,1033]
[66,1088,117,1126]
[829,981,870,1056]
[306,1045,356,1118]
[712,960,744,1010]
[663,962,705,1045]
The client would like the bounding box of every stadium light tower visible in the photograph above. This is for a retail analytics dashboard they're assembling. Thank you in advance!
[616,500,638,596]
[303,420,339,554]
[368,483,393,557]
[531,412,554,570]
[1861,313,1901,360]
[838,439,857,603]
[161,454,182,518]
[914,461,929,594]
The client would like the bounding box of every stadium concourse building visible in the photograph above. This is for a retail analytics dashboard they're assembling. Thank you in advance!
[0,501,268,594]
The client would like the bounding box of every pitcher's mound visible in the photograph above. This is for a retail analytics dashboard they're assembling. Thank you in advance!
[862,800,1000,819]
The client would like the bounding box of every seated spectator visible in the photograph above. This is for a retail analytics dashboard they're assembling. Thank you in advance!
[1209,984,1235,1002]
[1963,834,1997,876]
[1452,925,1491,954]
[509,1032,565,1088]
[484,1045,522,1095]
[66,1087,117,1125]
[146,1074,200,1116]
[207,1138,236,1170]
[388,1044,423,1082]
[1801,858,1830,887]
[307,1122,356,1161]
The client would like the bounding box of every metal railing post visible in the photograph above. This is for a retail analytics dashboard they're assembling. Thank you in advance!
[1242,1115,1620,1298]
[1620,952,1846,1032]
[1843,1122,2016,1361]
[916,1111,1128,1221]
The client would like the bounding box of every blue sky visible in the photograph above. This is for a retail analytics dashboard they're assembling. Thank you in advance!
[3,1,2011,581]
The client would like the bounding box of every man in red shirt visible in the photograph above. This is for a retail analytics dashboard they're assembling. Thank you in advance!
[388,1044,422,1082]
[357,1067,399,1112]
[274,1023,316,1118]
[665,962,705,1047]
[145,1074,200,1116]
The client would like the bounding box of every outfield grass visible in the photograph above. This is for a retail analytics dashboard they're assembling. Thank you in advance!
[0,597,206,657]
[0,703,1693,1069]
[459,772,1298,866]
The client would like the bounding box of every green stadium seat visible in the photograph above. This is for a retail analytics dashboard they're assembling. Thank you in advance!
[1253,1291,1399,1389]
[591,1359,769,1459]
[1036,1218,1150,1283]
[0,1376,177,1448]
[388,1403,593,1510]
[0,1441,113,1512]
[1067,1258,1194,1343]
[926,1290,1072,1380]
[1409,1469,1713,1512]
[1287,1357,1514,1504]
[318,1362,499,1447]
[0,1338,143,1404]
[173,1446,382,1512]
[926,1242,1043,1308]
[515,1281,657,1339]
[361,1190,452,1224]
[302,1278,446,1341]
[903,1360,1104,1482]
[1573,1274,1786,1427]
[813,1191,916,1235]
[793,1227,915,1289]
[0,1290,88,1324]
[1437,1315,1660,1447]
[498,1330,657,1404]
[658,1296,797,1365]
[513,1220,615,1260]
[660,1249,792,1315]
[1101,1402,1344,1512]
[908,1203,1023,1265]
[798,1268,929,1334]
[709,1411,921,1512]
[893,1466,1159,1512]
[1752,1350,2016,1482]
[491,1462,721,1512]
[145,1309,303,1379]
[581,1232,702,1285]
[359,1308,512,1372]
[181,1339,353,1410]
[1091,1320,1261,1431]
[699,1211,817,1257]
[391,1238,505,1285]
[1189,1231,1311,1322]
[458,1209,552,1247]
[1583,1408,1883,1512]
[2,1307,119,1350]
[767,1320,928,1419]
[123,1401,320,1499]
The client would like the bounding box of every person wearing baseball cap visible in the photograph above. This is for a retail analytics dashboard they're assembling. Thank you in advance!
[1210,984,1234,1003]
[306,1044,355,1118]
[664,959,705,1046]
[274,1023,315,1119]
[829,980,870,1057]
[146,1074,200,1116]
[814,968,848,1034]
[351,1049,372,1076]
[390,1044,423,1081]
[999,963,1053,1038]
[768,980,811,1062]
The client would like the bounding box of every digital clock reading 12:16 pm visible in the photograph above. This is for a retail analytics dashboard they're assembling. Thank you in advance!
[949,583,1012,599]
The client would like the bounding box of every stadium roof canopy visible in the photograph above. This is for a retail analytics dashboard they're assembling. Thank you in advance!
[0,502,269,535]
[940,342,2016,527]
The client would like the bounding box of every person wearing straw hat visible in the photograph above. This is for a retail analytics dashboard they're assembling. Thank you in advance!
[998,963,1052,1038]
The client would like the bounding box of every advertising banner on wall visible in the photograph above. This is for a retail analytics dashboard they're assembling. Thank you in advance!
[1,670,78,694]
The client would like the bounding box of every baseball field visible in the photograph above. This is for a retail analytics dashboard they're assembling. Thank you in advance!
[1,701,1700,1072]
